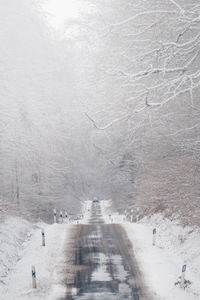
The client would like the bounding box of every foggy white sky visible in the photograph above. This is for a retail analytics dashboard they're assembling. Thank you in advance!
[42,0,82,30]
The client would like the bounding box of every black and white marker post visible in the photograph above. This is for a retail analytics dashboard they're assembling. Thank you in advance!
[181,262,187,288]
[41,228,45,247]
[53,208,56,223]
[136,208,140,222]
[124,210,127,221]
[60,211,63,223]
[109,214,112,223]
[32,266,36,289]
[152,228,156,246]
[130,209,133,222]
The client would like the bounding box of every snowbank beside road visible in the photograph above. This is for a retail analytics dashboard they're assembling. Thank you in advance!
[0,201,91,299]
[100,200,200,299]
[0,217,33,285]
[123,216,200,300]
[0,218,73,300]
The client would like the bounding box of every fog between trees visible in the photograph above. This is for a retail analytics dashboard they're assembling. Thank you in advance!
[0,0,199,224]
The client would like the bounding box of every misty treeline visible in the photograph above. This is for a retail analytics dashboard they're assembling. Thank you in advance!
[0,0,200,224]
[0,0,88,219]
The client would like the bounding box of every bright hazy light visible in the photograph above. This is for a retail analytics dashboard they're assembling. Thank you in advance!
[43,0,82,30]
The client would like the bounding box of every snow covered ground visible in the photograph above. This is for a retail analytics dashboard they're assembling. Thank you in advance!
[0,201,92,300]
[0,220,72,300]
[1,200,199,300]
[101,200,200,300]
[0,217,34,286]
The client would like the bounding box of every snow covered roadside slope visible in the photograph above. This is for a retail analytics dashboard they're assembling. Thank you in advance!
[101,201,200,299]
[0,217,33,285]
[0,218,73,300]
[124,215,200,300]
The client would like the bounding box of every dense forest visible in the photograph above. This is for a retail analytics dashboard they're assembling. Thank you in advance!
[0,0,200,225]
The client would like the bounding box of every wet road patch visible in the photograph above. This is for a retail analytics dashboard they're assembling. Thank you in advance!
[65,204,154,300]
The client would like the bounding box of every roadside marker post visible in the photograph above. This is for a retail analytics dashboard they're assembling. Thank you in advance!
[178,234,185,244]
[60,211,63,223]
[136,208,140,222]
[152,228,156,246]
[109,214,112,223]
[131,209,133,222]
[181,263,187,288]
[53,209,56,223]
[65,211,68,219]
[124,210,127,221]
[41,228,45,246]
[32,266,36,289]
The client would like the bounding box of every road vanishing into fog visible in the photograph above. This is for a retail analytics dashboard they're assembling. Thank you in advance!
[65,203,155,300]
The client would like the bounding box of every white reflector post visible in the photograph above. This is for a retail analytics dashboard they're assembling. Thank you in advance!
[41,228,45,247]
[60,211,63,223]
[32,266,36,289]
[53,208,57,223]
[152,228,156,246]
[181,262,186,288]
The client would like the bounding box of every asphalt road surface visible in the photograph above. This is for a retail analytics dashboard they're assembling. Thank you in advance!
[65,203,155,300]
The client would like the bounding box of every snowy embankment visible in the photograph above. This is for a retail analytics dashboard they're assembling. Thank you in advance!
[0,219,72,300]
[0,217,33,285]
[101,200,200,300]
[0,201,92,300]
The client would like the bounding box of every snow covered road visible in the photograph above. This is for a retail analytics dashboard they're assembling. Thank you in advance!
[66,202,155,299]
